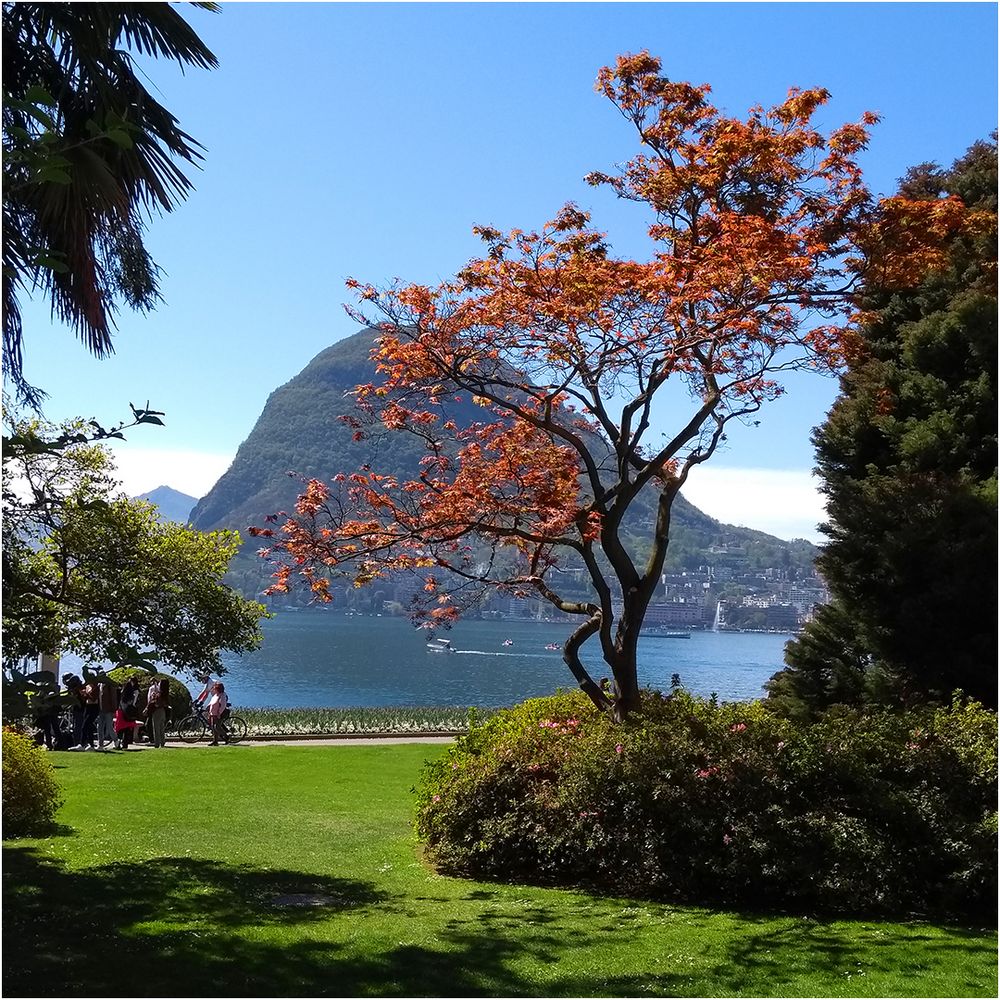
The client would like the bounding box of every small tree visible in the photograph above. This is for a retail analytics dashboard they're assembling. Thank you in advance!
[255,54,961,720]
[3,417,266,676]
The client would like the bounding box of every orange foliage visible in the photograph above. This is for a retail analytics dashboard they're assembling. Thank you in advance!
[260,52,961,659]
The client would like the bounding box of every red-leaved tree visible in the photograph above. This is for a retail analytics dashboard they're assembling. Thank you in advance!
[252,53,962,721]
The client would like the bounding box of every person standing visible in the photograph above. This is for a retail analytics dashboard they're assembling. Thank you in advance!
[206,681,229,746]
[80,676,100,749]
[115,676,141,750]
[95,670,120,750]
[34,684,63,751]
[145,678,169,749]
[62,673,88,750]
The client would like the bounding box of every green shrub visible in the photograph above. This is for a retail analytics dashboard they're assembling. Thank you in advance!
[107,667,192,721]
[416,689,998,918]
[2,727,63,836]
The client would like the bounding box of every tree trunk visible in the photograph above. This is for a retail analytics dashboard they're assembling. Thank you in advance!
[610,666,641,722]
[564,612,646,722]
[610,628,642,722]
[563,612,613,713]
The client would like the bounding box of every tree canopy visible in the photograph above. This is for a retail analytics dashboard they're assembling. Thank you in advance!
[771,136,998,713]
[2,1,218,406]
[254,53,963,721]
[3,417,266,676]
[184,325,819,604]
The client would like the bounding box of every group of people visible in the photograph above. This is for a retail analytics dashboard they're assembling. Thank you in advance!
[37,671,231,751]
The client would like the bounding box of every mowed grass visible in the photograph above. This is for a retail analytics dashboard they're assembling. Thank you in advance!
[3,746,995,998]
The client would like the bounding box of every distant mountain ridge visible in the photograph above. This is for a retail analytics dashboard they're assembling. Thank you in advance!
[190,328,817,594]
[136,485,198,524]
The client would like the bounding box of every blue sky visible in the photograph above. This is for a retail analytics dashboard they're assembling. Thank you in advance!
[18,2,998,540]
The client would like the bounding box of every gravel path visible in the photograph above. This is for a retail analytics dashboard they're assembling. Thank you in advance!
[97,735,457,751]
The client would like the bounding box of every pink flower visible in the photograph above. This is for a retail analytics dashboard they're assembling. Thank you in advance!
[776,741,786,751]
[615,744,623,754]
[432,795,441,803]
[695,766,719,779]
[722,834,732,845]
[730,723,747,733]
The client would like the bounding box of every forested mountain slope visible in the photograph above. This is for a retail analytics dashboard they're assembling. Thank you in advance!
[191,328,817,596]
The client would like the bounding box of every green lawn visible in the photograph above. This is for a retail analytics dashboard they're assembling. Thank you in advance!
[3,746,996,998]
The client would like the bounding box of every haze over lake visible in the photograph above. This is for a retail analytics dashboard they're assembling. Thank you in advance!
[218,612,794,708]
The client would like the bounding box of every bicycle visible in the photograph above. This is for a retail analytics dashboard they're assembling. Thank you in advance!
[174,703,248,745]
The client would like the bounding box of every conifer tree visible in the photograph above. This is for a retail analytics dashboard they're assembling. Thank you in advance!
[771,137,998,712]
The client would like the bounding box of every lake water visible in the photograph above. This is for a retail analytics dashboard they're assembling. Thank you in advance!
[214,612,793,708]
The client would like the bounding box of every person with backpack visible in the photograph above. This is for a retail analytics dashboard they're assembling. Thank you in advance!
[145,678,170,748]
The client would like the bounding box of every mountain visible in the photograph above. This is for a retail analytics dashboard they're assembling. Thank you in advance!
[191,327,817,594]
[136,485,198,524]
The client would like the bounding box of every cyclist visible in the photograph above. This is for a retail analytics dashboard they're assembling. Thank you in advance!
[193,673,213,709]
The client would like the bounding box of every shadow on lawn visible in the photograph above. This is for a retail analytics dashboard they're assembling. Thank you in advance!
[711,915,997,998]
[3,848,996,998]
[2,847,383,997]
[422,889,995,998]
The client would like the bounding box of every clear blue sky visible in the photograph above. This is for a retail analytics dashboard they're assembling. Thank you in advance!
[19,2,998,537]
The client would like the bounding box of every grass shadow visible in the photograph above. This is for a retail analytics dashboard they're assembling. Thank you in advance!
[2,846,384,997]
[3,846,996,997]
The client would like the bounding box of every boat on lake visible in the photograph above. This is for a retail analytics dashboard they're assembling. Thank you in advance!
[426,637,455,653]
[643,629,691,639]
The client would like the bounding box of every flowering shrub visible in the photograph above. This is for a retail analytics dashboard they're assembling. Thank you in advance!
[2,727,63,836]
[236,706,497,736]
[416,690,997,917]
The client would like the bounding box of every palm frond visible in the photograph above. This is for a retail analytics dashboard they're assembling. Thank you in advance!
[2,1,219,402]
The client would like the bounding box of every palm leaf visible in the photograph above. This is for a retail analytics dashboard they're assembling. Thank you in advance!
[2,2,219,401]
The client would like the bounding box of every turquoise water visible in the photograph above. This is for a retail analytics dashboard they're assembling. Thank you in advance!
[217,612,794,708]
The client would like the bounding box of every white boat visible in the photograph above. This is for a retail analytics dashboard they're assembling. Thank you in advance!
[426,637,454,653]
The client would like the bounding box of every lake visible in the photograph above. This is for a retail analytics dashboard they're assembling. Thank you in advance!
[214,612,794,708]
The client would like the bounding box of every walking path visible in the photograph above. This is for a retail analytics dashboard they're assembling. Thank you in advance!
[109,734,457,750]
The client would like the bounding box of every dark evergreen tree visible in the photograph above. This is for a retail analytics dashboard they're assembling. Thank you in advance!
[770,137,998,712]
